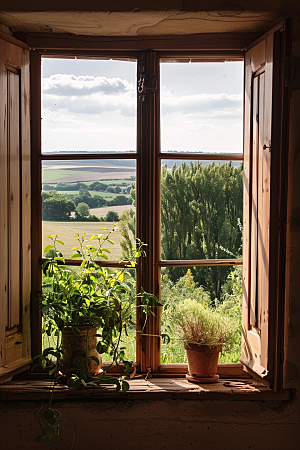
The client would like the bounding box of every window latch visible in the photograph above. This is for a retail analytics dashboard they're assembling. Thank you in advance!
[138,73,145,94]
[138,67,157,102]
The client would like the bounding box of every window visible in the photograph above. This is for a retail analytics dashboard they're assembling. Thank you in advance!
[0,21,291,391]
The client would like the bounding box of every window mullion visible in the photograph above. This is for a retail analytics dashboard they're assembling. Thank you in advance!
[136,51,161,372]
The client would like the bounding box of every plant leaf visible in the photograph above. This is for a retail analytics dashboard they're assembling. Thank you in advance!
[44,244,54,253]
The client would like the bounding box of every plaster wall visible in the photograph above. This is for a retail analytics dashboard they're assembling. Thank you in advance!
[0,1,300,36]
[0,398,299,450]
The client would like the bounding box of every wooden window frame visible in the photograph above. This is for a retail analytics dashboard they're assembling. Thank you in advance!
[28,23,291,389]
[30,48,244,376]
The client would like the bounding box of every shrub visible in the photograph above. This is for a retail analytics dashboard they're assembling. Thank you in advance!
[105,211,119,222]
[172,298,237,350]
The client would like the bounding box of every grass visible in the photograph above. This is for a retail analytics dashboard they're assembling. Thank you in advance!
[90,205,135,218]
[42,221,124,260]
[94,179,135,185]
[42,169,90,183]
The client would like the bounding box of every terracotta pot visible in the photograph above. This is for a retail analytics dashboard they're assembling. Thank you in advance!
[60,326,102,376]
[185,344,222,383]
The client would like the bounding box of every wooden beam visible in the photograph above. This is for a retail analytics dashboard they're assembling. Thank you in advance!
[26,32,258,52]
[0,31,30,50]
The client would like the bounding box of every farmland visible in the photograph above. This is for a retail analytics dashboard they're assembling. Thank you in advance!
[42,159,136,223]
[42,221,124,260]
[90,204,135,217]
[42,160,136,184]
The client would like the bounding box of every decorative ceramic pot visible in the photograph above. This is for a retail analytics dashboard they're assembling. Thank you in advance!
[185,344,222,383]
[60,326,102,376]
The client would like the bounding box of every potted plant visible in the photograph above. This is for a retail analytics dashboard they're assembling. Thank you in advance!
[36,229,145,390]
[172,298,236,383]
[33,229,161,445]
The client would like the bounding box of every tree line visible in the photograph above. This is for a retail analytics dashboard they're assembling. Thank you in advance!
[43,181,130,194]
[120,161,243,301]
[160,161,243,301]
[42,189,132,221]
[42,162,243,300]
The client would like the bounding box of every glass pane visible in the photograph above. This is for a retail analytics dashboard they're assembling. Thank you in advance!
[161,160,243,261]
[160,61,243,154]
[160,265,242,364]
[41,58,137,154]
[42,159,136,261]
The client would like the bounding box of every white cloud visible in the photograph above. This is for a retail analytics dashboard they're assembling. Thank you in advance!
[41,73,137,117]
[161,93,242,118]
[42,92,136,117]
[42,74,135,96]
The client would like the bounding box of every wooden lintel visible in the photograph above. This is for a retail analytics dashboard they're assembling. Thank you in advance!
[25,32,259,52]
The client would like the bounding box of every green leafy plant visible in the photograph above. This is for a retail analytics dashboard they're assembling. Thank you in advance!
[34,228,150,446]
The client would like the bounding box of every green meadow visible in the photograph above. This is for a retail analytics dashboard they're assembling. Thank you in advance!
[42,221,124,260]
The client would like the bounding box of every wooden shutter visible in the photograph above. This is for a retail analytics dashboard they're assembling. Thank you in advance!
[242,21,291,388]
[0,35,31,381]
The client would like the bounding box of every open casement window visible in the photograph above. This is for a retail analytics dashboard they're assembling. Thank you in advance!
[136,22,291,380]
[0,21,290,385]
[0,35,31,381]
[241,21,291,389]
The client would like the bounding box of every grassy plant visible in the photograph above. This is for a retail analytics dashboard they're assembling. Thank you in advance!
[172,299,237,349]
[160,268,242,363]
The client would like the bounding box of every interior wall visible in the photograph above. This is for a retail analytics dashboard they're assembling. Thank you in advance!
[1,295,298,448]
[0,398,299,450]
[1,1,300,36]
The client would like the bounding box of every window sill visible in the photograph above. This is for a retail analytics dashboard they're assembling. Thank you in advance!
[0,377,292,401]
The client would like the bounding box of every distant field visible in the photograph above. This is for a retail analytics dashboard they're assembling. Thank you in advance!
[42,167,135,184]
[42,169,90,183]
[42,221,124,260]
[90,205,135,217]
[96,179,135,185]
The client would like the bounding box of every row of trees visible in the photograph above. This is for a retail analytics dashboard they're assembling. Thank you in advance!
[43,180,129,194]
[160,161,243,300]
[42,190,131,221]
[119,161,243,301]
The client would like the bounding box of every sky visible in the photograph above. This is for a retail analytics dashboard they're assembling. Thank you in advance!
[41,58,243,154]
